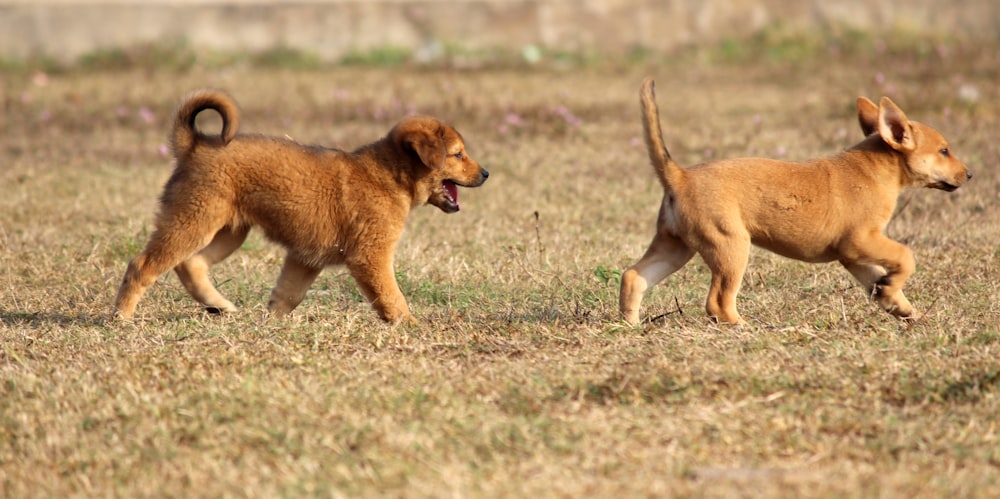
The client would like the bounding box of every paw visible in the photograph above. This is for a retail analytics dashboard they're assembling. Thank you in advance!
[387,312,418,326]
[880,300,920,320]
[377,303,414,324]
[205,302,238,315]
[267,298,294,318]
[111,310,134,322]
[875,290,919,320]
[708,314,746,326]
[621,309,641,326]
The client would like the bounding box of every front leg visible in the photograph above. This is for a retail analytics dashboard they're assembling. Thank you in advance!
[347,254,412,323]
[267,255,323,317]
[840,234,920,319]
[840,260,919,319]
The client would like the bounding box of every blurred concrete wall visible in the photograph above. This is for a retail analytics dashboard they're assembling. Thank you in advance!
[1,0,996,63]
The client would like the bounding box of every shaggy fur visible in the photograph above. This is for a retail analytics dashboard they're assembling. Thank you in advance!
[114,89,488,322]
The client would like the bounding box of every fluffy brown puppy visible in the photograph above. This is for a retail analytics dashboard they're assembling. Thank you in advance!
[621,78,971,325]
[114,89,488,322]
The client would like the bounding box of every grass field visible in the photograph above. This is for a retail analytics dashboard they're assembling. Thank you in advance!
[2,36,1000,496]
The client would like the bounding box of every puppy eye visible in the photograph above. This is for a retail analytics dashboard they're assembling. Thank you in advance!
[454,152,464,160]
[939,148,950,157]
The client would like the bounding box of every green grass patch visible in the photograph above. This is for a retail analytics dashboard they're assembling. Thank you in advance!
[339,45,413,67]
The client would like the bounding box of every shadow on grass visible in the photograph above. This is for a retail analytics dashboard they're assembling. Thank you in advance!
[1,310,108,328]
[0,309,198,330]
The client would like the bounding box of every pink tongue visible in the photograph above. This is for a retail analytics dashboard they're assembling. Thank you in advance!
[444,181,459,205]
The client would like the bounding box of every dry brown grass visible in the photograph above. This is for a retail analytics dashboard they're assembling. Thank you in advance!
[2,39,1000,497]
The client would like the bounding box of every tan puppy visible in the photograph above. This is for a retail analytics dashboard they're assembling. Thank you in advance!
[620,78,971,325]
[114,89,488,322]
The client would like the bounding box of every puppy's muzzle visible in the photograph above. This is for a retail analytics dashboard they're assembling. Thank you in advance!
[941,170,973,192]
[478,167,490,184]
[464,167,489,188]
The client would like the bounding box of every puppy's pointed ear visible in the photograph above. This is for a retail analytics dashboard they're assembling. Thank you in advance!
[393,119,446,169]
[856,97,879,137]
[877,97,916,152]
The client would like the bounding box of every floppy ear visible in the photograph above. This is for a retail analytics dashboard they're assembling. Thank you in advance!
[877,97,916,152]
[394,120,446,169]
[856,97,879,137]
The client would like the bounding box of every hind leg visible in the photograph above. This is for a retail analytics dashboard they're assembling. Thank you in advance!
[174,226,250,314]
[114,194,234,319]
[115,225,224,319]
[700,235,750,325]
[620,232,695,325]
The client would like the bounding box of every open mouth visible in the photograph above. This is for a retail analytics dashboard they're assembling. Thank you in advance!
[442,180,460,212]
[933,181,959,192]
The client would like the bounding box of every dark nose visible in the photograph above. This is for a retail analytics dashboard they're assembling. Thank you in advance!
[967,171,973,180]
[482,168,490,179]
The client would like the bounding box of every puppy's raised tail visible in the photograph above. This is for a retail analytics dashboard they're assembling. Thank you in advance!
[640,77,684,190]
[171,89,240,157]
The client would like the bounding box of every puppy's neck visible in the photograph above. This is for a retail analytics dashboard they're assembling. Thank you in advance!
[842,135,912,189]
[353,140,425,206]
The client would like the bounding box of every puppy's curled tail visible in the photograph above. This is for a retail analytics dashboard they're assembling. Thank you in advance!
[640,77,684,190]
[171,89,240,157]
